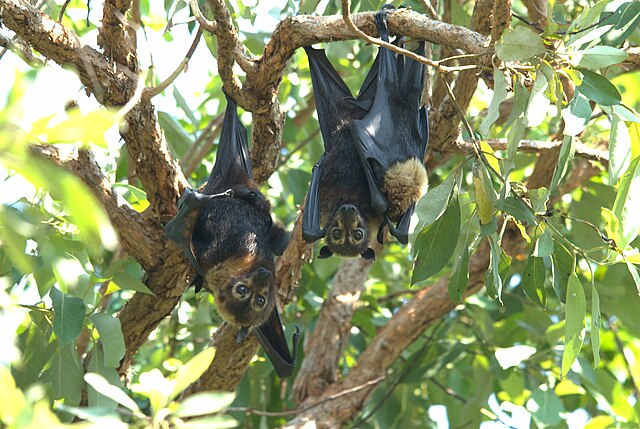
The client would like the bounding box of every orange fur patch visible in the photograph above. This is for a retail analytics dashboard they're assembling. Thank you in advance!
[383,158,428,219]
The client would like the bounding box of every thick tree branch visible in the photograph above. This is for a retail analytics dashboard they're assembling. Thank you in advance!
[28,144,162,270]
[293,252,377,403]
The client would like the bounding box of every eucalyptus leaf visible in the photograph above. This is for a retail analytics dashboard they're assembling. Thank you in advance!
[448,243,470,304]
[90,313,125,368]
[496,27,545,62]
[609,114,632,184]
[522,256,546,307]
[551,240,575,303]
[480,69,509,136]
[612,156,640,249]
[50,287,85,345]
[562,92,592,136]
[591,283,601,367]
[573,46,628,70]
[562,274,586,377]
[576,69,621,106]
[412,197,461,284]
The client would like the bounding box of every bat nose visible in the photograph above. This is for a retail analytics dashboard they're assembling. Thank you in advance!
[340,204,356,212]
[255,267,272,278]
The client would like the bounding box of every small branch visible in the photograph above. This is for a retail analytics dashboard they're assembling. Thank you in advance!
[57,0,71,21]
[418,0,439,21]
[0,33,44,66]
[452,138,609,165]
[340,0,478,73]
[143,26,203,99]
[189,0,216,33]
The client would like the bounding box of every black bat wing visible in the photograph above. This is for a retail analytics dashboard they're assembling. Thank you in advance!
[254,307,300,378]
[165,93,249,275]
[350,7,428,241]
[301,46,381,243]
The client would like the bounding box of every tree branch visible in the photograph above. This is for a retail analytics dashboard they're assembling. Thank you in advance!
[28,144,162,270]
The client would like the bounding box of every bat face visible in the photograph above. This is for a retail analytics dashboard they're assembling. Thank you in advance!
[324,204,372,258]
[210,265,277,328]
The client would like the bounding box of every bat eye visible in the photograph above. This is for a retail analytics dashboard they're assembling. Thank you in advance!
[331,228,342,240]
[236,284,249,296]
[353,229,364,241]
[255,295,266,307]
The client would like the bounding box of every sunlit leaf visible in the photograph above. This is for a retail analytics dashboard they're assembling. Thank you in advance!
[48,342,83,406]
[412,171,457,235]
[562,274,586,377]
[84,373,140,413]
[591,283,601,367]
[625,261,640,295]
[573,46,628,70]
[480,69,509,136]
[50,287,85,345]
[612,156,640,249]
[472,160,496,226]
[448,242,470,304]
[522,256,546,307]
[576,69,621,106]
[412,197,461,284]
[608,114,632,184]
[526,387,565,427]
[86,345,120,410]
[525,72,550,127]
[533,228,554,258]
[90,313,125,368]
[174,392,236,418]
[551,240,575,303]
[549,135,576,193]
[496,26,545,62]
[111,272,154,295]
[562,93,592,136]
[495,345,536,369]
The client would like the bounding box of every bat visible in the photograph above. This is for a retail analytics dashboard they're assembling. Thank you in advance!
[165,93,299,378]
[302,5,429,260]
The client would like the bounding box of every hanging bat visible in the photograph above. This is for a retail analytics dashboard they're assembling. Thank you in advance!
[165,93,299,378]
[302,5,429,260]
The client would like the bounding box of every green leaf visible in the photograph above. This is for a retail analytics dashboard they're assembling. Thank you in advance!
[412,197,461,284]
[87,345,121,410]
[412,172,457,235]
[533,228,554,258]
[573,46,628,70]
[31,108,119,148]
[90,313,125,368]
[612,156,640,249]
[608,114,632,184]
[562,274,586,377]
[84,373,140,413]
[562,92,592,136]
[484,235,504,301]
[526,387,565,427]
[549,135,576,193]
[171,347,216,398]
[522,256,546,307]
[576,69,621,106]
[591,282,601,367]
[158,111,193,158]
[480,68,509,135]
[472,160,497,225]
[600,1,640,47]
[50,287,86,345]
[496,26,545,62]
[525,72,550,127]
[0,205,37,274]
[174,392,236,418]
[507,117,526,162]
[49,342,84,406]
[111,272,154,295]
[551,240,575,303]
[626,261,640,295]
[499,196,537,225]
[448,243,470,304]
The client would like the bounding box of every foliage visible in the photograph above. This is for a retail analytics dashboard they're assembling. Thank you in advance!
[1,0,640,427]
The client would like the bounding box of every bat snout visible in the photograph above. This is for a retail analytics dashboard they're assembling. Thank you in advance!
[339,204,357,212]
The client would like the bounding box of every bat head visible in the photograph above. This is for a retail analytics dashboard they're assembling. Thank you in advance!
[322,204,375,260]
[208,264,277,328]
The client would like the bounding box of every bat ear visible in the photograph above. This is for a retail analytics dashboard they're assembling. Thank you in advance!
[268,224,290,256]
[361,248,376,261]
[318,246,333,259]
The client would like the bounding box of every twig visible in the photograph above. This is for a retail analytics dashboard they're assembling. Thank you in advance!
[183,115,225,176]
[58,0,72,21]
[225,376,385,417]
[189,0,216,33]
[340,0,478,73]
[279,128,320,166]
[419,0,440,20]
[143,25,203,98]
[181,111,224,171]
